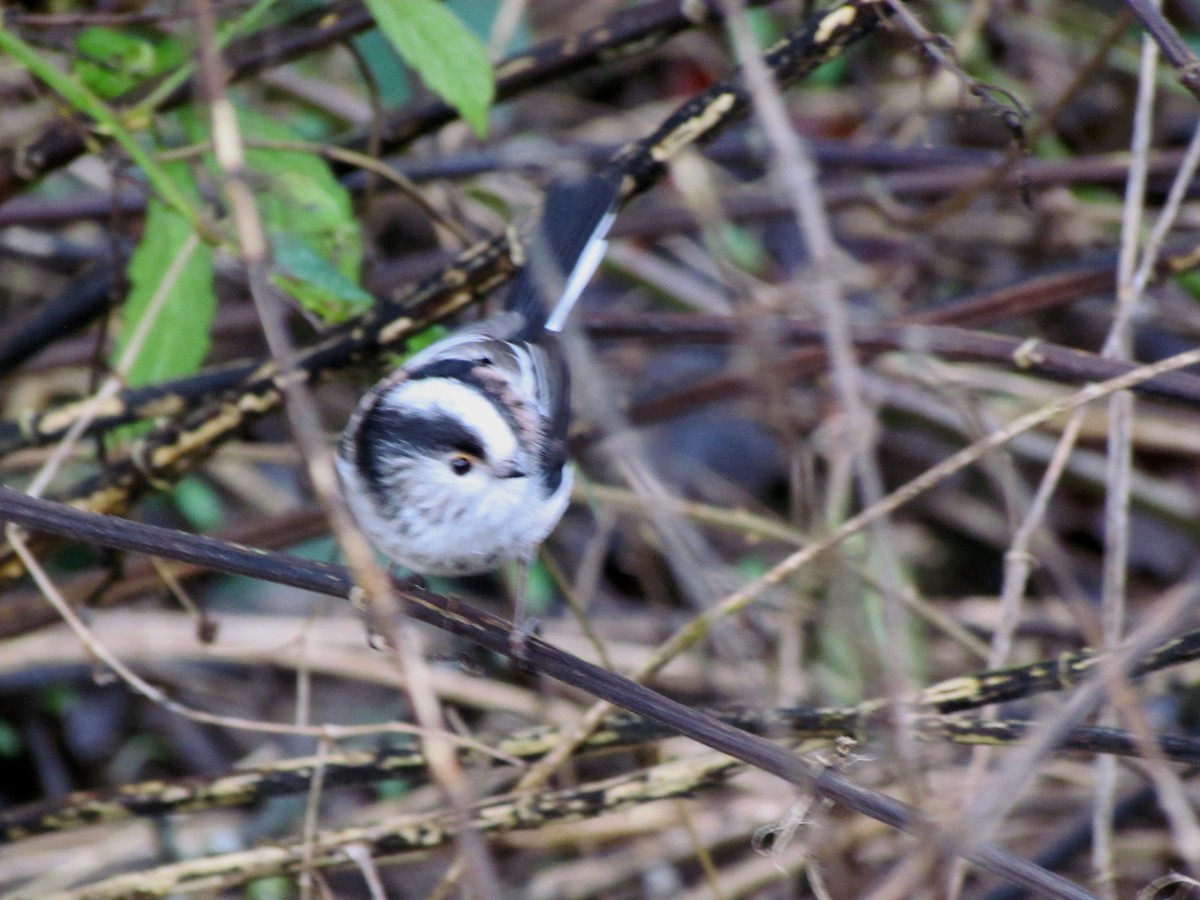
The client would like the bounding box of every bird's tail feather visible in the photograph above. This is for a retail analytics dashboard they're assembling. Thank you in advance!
[506,170,621,337]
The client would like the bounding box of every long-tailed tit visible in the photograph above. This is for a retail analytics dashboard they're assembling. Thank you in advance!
[337,172,620,629]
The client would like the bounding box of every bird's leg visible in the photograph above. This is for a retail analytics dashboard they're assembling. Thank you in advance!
[505,556,539,665]
[350,582,390,651]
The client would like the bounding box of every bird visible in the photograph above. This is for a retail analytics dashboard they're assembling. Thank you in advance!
[337,170,621,638]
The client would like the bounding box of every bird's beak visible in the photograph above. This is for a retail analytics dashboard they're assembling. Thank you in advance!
[497,463,526,479]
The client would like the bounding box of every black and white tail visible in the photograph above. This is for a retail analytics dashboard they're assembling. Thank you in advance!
[506,170,621,337]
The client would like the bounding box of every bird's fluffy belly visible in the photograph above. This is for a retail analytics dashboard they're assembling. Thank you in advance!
[338,456,572,575]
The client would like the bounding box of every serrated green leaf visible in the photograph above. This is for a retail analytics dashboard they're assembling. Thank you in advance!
[116,162,215,388]
[364,0,495,136]
[270,230,375,323]
[181,106,370,321]
[235,108,368,319]
[236,108,363,275]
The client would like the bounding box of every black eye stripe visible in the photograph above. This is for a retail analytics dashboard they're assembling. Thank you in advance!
[354,408,486,500]
[374,409,485,457]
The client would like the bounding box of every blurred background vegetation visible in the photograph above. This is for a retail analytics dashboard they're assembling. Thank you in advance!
[2,0,1200,896]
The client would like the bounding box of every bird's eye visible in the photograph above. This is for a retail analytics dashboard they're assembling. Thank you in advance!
[449,454,474,476]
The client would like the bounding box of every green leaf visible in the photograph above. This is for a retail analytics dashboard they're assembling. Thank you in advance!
[238,109,368,321]
[116,162,215,388]
[181,106,370,322]
[40,685,79,716]
[73,27,185,100]
[376,778,411,801]
[1175,270,1200,301]
[364,0,495,136]
[353,29,413,107]
[0,721,21,758]
[0,26,198,223]
[246,877,292,900]
[74,28,155,99]
[269,230,375,323]
[171,476,226,532]
[236,108,363,270]
[717,223,767,274]
[401,323,449,357]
